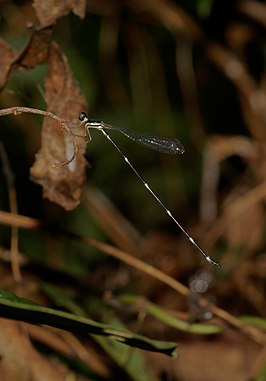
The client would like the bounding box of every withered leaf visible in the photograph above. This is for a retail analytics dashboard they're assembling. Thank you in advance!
[0,319,66,381]
[0,38,19,90]
[18,26,53,69]
[33,0,86,26]
[30,43,87,210]
[0,27,53,89]
[223,188,264,251]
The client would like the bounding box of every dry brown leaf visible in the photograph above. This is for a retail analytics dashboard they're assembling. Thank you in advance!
[233,261,266,315]
[0,319,67,381]
[18,26,53,69]
[33,0,86,26]
[147,335,259,381]
[0,27,53,90]
[30,43,87,210]
[0,319,31,381]
[207,42,266,143]
[207,135,256,161]
[0,38,20,90]
[28,325,111,378]
[200,135,256,223]
[223,187,264,250]
[201,135,265,250]
[30,346,67,381]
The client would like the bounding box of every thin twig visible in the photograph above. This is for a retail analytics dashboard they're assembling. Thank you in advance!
[0,211,40,229]
[0,144,21,282]
[0,106,80,167]
[0,106,62,123]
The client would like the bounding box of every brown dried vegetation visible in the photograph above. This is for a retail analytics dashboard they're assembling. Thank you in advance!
[0,1,266,380]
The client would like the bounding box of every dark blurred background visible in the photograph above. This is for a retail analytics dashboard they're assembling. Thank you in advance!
[0,1,265,380]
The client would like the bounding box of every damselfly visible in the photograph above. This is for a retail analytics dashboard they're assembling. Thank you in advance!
[78,112,219,267]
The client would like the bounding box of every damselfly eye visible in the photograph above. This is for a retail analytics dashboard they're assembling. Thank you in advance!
[79,112,88,122]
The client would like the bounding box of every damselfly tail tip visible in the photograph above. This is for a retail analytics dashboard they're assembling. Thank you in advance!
[206,256,220,267]
[179,145,185,155]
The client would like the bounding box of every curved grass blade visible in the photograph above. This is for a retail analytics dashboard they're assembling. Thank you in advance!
[0,290,177,357]
[241,315,266,330]
[41,283,156,381]
[119,294,221,335]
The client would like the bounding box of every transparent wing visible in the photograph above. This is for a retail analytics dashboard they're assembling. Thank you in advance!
[102,124,185,154]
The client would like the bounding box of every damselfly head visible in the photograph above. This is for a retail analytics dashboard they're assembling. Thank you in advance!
[79,112,88,122]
